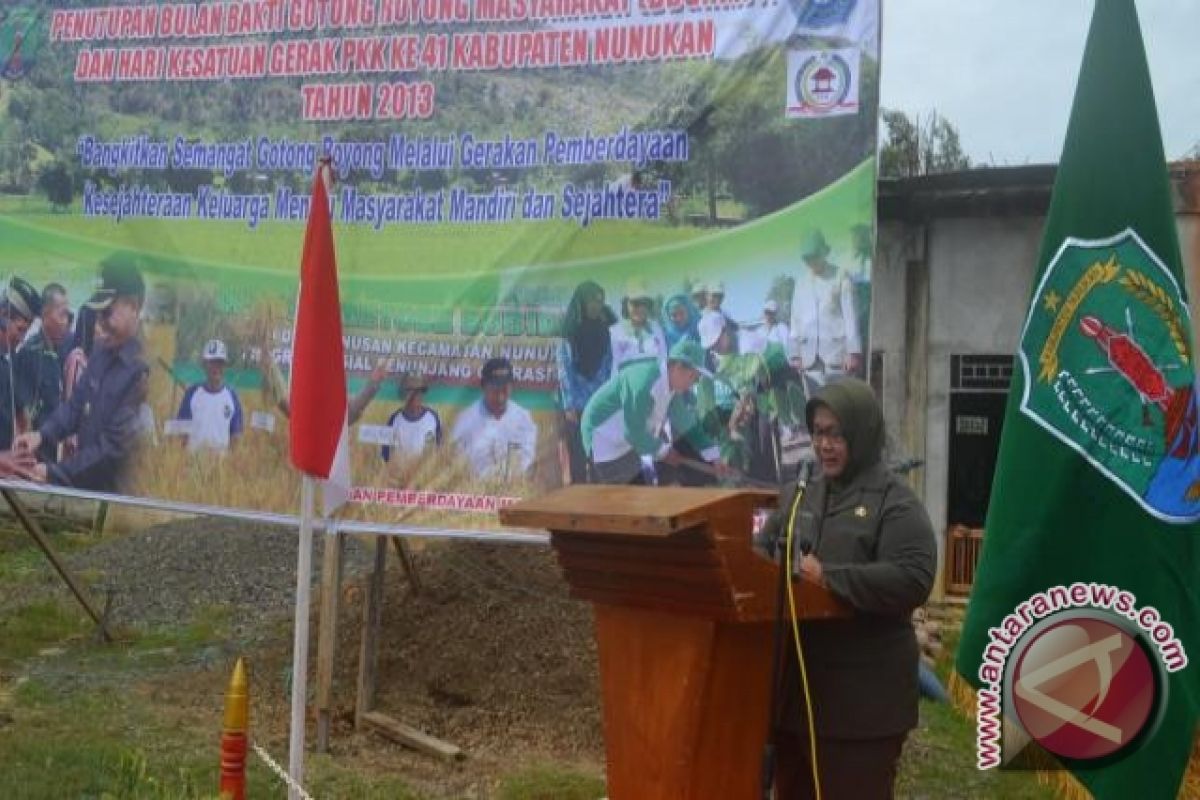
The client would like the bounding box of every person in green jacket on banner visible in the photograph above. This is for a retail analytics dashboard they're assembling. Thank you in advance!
[580,339,731,485]
[695,309,805,484]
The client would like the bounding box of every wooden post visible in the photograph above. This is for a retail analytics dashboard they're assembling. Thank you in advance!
[91,500,109,537]
[389,538,420,595]
[355,536,387,728]
[351,535,463,759]
[314,528,344,753]
[1,489,112,642]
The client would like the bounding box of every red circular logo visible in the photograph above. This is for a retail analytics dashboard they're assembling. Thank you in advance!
[1011,615,1158,760]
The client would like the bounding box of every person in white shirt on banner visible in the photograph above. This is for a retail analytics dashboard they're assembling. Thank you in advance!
[788,229,863,392]
[382,372,442,463]
[742,299,791,355]
[451,357,537,481]
[176,338,244,453]
[705,280,732,321]
[609,278,667,372]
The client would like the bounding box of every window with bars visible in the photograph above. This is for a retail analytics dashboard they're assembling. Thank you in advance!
[951,354,1014,392]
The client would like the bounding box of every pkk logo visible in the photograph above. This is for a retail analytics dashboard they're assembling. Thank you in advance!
[793,52,852,114]
[1018,229,1200,522]
[0,7,46,80]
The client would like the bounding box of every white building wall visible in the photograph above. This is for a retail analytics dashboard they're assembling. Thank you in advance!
[922,216,1043,552]
[875,196,1200,598]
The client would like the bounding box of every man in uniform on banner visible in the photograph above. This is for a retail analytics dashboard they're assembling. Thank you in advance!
[176,339,244,454]
[15,258,149,492]
[382,373,442,463]
[581,339,730,485]
[451,357,537,481]
[0,277,41,450]
[16,283,72,459]
[788,229,863,394]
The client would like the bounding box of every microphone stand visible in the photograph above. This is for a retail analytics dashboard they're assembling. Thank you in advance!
[760,460,813,799]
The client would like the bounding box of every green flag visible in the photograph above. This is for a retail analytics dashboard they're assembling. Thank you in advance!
[954,1,1200,797]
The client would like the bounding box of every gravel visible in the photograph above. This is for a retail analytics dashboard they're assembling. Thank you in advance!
[64,516,374,639]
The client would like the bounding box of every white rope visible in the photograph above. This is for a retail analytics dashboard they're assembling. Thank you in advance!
[252,740,316,800]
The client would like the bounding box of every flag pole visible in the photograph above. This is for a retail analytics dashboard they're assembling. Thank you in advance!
[287,475,316,798]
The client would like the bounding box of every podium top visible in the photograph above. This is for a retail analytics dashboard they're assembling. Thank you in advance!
[499,485,777,537]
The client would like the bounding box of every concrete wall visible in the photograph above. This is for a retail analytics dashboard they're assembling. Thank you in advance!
[875,187,1200,597]
[922,216,1043,548]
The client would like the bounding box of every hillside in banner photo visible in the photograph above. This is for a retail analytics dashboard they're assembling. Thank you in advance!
[2,38,878,229]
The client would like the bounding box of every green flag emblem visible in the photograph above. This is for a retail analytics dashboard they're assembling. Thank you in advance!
[1020,229,1200,523]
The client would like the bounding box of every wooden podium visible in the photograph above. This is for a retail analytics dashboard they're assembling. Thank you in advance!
[499,485,848,800]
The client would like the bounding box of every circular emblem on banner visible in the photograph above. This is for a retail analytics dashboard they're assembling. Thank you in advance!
[1010,612,1160,761]
[794,52,851,114]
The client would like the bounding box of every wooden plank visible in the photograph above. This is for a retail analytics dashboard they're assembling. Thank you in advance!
[569,586,738,621]
[355,536,387,728]
[501,485,775,536]
[563,566,730,601]
[361,711,463,761]
[314,529,344,753]
[550,531,719,565]
[556,552,727,585]
[1,489,112,642]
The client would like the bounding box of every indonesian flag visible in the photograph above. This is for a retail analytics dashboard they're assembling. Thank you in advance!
[289,160,350,515]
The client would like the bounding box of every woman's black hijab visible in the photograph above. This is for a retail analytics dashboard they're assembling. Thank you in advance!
[562,281,616,380]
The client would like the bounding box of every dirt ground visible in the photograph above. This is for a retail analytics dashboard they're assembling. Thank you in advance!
[220,538,605,798]
[329,539,604,796]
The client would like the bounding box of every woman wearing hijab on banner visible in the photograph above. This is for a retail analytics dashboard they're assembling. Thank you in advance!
[556,281,617,484]
[661,293,700,350]
[760,379,936,799]
[609,278,667,372]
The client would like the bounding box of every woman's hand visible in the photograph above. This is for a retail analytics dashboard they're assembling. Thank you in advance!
[799,554,825,586]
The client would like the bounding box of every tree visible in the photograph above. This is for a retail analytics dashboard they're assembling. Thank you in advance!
[879,108,971,178]
[37,159,74,209]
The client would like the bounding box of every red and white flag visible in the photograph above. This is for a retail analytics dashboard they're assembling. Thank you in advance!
[289,161,350,515]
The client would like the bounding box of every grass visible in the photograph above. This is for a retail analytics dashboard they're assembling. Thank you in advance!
[0,681,284,800]
[496,764,606,800]
[892,621,1055,799]
[898,701,1056,800]
[0,600,92,663]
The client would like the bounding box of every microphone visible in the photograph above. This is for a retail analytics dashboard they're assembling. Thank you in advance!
[793,459,816,556]
[891,457,925,475]
[795,457,816,488]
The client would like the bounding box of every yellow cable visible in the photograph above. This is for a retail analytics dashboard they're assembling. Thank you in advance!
[783,485,822,800]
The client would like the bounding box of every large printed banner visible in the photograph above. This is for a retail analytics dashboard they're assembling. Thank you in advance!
[0,0,879,529]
